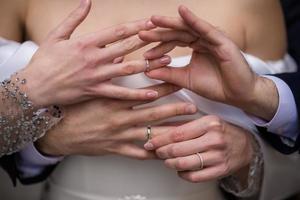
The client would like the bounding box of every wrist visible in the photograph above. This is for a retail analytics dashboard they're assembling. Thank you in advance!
[35,136,65,157]
[231,133,254,189]
[242,76,279,121]
[19,65,52,108]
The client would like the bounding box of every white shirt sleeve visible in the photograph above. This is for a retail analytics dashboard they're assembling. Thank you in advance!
[247,75,298,145]
[0,37,38,80]
[16,143,63,178]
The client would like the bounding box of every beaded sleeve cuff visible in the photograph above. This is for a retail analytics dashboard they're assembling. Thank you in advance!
[219,134,263,198]
[0,72,63,157]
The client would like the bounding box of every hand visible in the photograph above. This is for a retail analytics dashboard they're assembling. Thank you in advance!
[20,0,170,108]
[144,115,254,182]
[35,83,198,160]
[139,6,278,120]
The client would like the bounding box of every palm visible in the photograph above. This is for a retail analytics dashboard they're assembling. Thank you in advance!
[185,51,226,102]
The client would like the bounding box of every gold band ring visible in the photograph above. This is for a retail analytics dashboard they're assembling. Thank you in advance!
[196,153,204,170]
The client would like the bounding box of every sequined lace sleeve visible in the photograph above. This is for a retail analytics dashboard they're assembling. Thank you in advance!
[0,72,63,157]
[219,134,264,198]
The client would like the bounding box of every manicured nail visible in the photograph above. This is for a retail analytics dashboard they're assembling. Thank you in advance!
[146,91,158,98]
[144,142,154,150]
[160,56,171,64]
[185,104,197,114]
[146,20,156,29]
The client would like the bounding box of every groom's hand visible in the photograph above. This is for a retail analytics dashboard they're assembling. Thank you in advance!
[139,6,279,121]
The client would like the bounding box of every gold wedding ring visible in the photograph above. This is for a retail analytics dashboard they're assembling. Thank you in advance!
[196,153,204,170]
[145,59,150,71]
[146,125,152,141]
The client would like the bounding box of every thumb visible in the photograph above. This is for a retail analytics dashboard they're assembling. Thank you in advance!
[145,67,189,89]
[46,0,91,42]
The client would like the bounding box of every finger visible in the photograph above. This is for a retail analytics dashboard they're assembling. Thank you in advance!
[178,164,228,183]
[150,15,196,33]
[144,115,223,150]
[92,82,160,100]
[164,151,222,171]
[189,39,212,53]
[83,19,156,47]
[178,5,224,46]
[113,143,156,160]
[126,102,198,127]
[155,136,203,159]
[145,67,189,89]
[96,35,149,63]
[155,131,227,159]
[127,83,181,107]
[93,55,172,81]
[139,29,196,43]
[157,121,191,126]
[114,126,175,141]
[144,41,188,60]
[46,0,91,42]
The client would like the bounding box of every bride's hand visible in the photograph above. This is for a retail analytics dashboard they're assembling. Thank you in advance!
[139,5,278,121]
[35,83,198,159]
[19,0,169,108]
[144,116,254,182]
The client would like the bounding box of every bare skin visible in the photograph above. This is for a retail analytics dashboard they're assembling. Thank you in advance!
[0,0,286,61]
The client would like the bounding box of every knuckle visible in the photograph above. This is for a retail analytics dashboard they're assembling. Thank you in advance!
[148,109,160,121]
[122,38,137,51]
[169,145,180,157]
[84,54,98,67]
[174,104,187,115]
[121,62,139,75]
[176,159,188,170]
[114,25,128,38]
[215,41,236,59]
[220,163,230,176]
[206,115,223,130]
[171,128,185,142]
[112,89,128,99]
[156,148,165,158]
[74,40,87,50]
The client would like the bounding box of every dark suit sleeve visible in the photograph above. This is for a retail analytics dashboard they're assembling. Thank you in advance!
[0,154,57,186]
[259,0,300,154]
[0,155,19,186]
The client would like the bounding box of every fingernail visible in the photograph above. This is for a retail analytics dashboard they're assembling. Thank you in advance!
[146,20,156,29]
[146,91,158,98]
[185,104,197,114]
[144,142,154,150]
[160,56,171,64]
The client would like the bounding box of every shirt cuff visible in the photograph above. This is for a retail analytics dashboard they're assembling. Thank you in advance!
[247,75,298,141]
[16,143,63,178]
